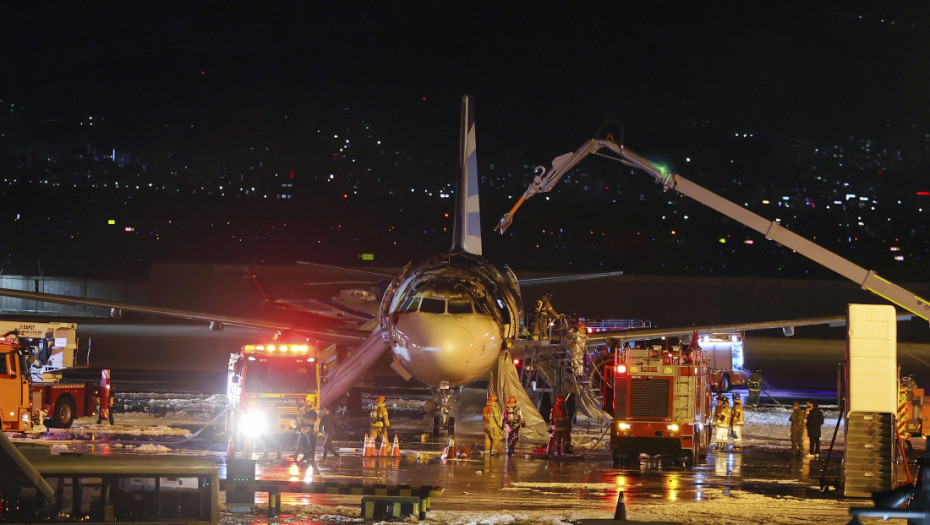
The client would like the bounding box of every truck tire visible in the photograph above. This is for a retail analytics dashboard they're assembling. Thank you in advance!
[718,374,731,392]
[52,396,77,428]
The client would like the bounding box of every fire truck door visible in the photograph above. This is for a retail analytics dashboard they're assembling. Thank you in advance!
[0,353,26,418]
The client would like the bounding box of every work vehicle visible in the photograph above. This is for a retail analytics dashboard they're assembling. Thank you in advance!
[0,322,108,431]
[602,337,713,467]
[226,342,322,457]
[697,332,748,392]
[899,375,926,438]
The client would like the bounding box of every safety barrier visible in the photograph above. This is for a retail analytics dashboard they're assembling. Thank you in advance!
[219,479,443,519]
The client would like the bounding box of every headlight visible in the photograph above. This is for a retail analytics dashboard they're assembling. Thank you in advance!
[618,422,631,430]
[240,411,267,437]
[666,424,679,432]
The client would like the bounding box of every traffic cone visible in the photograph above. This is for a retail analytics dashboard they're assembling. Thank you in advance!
[391,434,401,457]
[379,435,390,456]
[363,434,375,457]
[441,436,455,460]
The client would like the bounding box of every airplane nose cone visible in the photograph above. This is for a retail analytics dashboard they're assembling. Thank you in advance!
[391,313,501,387]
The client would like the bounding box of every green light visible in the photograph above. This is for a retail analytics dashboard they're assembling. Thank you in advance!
[718,238,727,244]
[360,253,374,261]
[654,163,670,177]
[107,219,116,225]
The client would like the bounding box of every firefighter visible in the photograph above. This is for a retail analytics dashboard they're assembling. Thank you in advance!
[730,395,744,451]
[532,293,558,341]
[369,395,390,442]
[789,401,806,456]
[294,395,318,464]
[318,407,340,460]
[501,395,526,455]
[713,395,731,451]
[547,395,572,455]
[482,393,503,455]
[563,320,587,378]
[747,368,763,407]
[805,400,824,459]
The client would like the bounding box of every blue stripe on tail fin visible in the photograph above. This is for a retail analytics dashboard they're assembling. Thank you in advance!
[452,94,482,255]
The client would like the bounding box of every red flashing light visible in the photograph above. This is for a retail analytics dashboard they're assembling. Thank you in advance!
[917,191,930,196]
[513,358,521,366]
[616,364,627,374]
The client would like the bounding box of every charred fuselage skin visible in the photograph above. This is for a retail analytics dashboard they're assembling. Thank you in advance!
[380,251,522,387]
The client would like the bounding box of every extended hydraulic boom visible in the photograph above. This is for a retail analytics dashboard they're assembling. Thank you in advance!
[495,136,930,323]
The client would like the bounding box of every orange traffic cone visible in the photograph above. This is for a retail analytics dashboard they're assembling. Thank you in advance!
[391,434,401,457]
[441,436,455,460]
[379,435,390,457]
[363,434,376,457]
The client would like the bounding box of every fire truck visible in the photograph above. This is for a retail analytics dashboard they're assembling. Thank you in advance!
[0,322,109,431]
[697,332,748,392]
[899,375,927,438]
[226,341,322,457]
[601,337,713,467]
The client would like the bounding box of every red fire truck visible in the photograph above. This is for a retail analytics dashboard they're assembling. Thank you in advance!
[225,342,322,457]
[602,337,713,467]
[0,322,108,431]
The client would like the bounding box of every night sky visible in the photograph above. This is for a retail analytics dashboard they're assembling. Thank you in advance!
[2,3,930,278]
[4,3,929,160]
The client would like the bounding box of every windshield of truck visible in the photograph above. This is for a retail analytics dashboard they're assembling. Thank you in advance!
[242,358,317,394]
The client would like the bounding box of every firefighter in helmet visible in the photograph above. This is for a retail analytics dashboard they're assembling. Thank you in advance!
[532,293,558,341]
[730,395,745,451]
[713,395,731,451]
[369,395,390,442]
[501,395,526,455]
[747,368,763,407]
[294,394,318,463]
[547,395,572,455]
[482,393,503,455]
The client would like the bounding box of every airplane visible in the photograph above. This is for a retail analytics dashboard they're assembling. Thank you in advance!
[0,95,603,436]
[0,96,862,438]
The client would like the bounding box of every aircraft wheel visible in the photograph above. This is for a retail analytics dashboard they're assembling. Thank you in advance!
[432,416,441,437]
[448,416,455,436]
[52,397,76,428]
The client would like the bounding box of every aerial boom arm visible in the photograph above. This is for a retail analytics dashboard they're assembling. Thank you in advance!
[497,137,930,322]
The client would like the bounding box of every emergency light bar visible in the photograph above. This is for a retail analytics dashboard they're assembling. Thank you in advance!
[242,344,314,356]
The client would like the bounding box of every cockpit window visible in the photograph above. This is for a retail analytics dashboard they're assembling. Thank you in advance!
[400,295,421,313]
[447,299,473,314]
[419,297,446,314]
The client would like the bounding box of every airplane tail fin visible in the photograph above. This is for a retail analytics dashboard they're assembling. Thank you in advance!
[451,94,482,256]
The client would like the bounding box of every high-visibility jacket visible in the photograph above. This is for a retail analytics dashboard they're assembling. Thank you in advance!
[730,404,744,426]
[714,404,731,428]
[483,401,502,431]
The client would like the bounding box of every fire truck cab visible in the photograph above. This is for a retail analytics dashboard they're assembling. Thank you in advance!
[226,342,322,457]
[602,337,713,467]
[0,323,107,431]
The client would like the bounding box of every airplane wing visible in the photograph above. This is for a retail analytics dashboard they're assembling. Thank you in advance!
[582,312,916,345]
[296,261,396,280]
[0,287,371,343]
[517,271,623,286]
